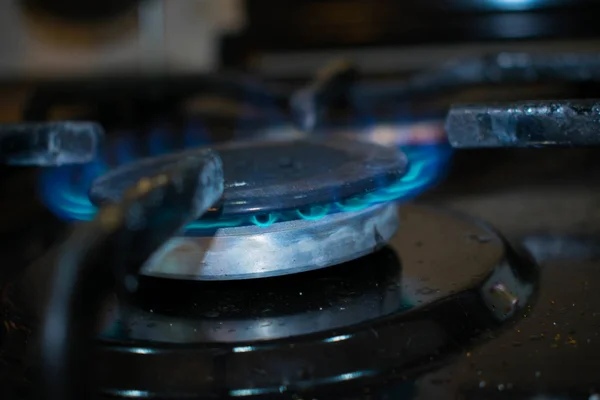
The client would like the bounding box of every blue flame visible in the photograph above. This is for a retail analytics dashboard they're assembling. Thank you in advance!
[185,142,452,231]
[39,158,107,221]
[38,122,452,228]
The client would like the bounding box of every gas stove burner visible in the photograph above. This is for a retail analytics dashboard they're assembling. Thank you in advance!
[71,205,535,397]
[141,202,398,280]
[87,138,407,280]
[90,137,408,217]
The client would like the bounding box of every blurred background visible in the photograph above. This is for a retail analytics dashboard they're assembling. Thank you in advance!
[2,0,600,122]
[1,0,600,79]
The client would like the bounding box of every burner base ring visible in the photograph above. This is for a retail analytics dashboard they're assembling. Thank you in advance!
[141,202,399,280]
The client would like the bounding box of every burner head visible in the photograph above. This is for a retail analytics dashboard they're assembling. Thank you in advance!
[89,138,408,217]
[141,203,398,280]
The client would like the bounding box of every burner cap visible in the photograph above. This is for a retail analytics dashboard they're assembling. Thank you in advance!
[90,138,408,216]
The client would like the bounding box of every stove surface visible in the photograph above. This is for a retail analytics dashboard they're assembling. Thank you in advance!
[416,149,600,400]
[2,148,600,399]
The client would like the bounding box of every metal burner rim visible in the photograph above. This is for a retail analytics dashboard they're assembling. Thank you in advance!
[141,202,399,280]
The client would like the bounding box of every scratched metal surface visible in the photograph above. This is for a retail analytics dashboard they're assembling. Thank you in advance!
[446,100,600,148]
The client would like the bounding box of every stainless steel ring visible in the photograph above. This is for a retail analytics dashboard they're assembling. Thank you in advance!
[142,202,400,280]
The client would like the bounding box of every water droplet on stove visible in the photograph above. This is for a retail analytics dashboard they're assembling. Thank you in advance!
[535,371,541,378]
[497,384,505,391]
[479,381,486,388]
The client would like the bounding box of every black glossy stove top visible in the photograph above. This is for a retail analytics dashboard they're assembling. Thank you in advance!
[2,149,600,399]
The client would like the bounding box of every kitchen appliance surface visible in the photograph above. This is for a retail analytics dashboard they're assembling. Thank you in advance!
[2,2,600,400]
